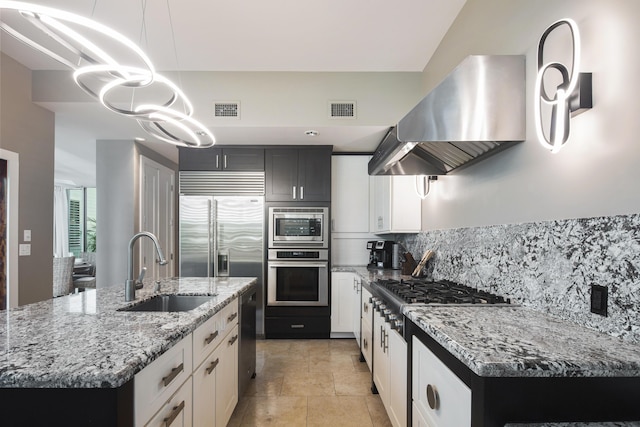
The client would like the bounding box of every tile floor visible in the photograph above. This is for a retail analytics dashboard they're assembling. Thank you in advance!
[227,339,393,427]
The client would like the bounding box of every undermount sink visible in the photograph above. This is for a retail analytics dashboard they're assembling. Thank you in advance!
[119,295,214,312]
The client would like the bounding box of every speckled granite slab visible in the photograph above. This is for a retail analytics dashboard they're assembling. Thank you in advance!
[0,277,255,388]
[398,213,640,344]
[404,305,640,378]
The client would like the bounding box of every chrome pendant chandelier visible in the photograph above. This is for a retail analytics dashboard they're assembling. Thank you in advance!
[0,0,215,148]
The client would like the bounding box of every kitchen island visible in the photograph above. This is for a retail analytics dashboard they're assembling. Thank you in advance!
[0,276,256,425]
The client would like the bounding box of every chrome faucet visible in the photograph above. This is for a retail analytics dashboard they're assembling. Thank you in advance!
[125,232,168,301]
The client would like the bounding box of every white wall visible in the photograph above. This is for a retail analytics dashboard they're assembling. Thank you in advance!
[418,0,640,231]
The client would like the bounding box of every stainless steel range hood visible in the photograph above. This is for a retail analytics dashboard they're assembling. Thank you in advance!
[369,55,525,175]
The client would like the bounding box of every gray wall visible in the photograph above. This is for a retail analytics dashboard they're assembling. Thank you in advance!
[96,140,178,288]
[417,0,640,231]
[0,53,55,305]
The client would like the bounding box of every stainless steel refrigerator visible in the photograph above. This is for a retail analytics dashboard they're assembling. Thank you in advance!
[179,195,264,336]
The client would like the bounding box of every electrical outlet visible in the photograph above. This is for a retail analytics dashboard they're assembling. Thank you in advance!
[590,284,608,317]
[23,229,31,242]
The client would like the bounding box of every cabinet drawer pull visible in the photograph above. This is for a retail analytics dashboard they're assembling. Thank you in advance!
[227,312,238,322]
[163,400,185,427]
[300,186,304,199]
[205,358,220,375]
[363,338,368,350]
[363,302,368,313]
[291,324,305,329]
[426,384,440,410]
[224,154,228,169]
[215,154,219,169]
[380,325,385,349]
[228,334,238,345]
[162,363,184,387]
[204,330,219,345]
[292,186,296,200]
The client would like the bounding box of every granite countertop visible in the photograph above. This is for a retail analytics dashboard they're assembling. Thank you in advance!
[404,305,640,378]
[334,266,640,379]
[0,277,256,389]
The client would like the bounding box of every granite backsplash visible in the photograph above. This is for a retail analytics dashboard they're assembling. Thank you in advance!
[396,213,640,344]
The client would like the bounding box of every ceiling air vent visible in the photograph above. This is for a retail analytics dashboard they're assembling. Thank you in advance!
[329,101,356,119]
[214,101,240,119]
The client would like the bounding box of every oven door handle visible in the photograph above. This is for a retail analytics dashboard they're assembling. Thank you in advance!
[268,262,328,268]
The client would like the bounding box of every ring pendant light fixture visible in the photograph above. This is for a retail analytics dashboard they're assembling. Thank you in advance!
[534,18,592,153]
[0,0,215,148]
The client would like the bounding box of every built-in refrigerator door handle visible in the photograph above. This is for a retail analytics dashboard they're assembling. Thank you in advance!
[211,199,218,277]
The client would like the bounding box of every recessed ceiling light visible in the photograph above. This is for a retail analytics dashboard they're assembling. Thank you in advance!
[305,130,319,137]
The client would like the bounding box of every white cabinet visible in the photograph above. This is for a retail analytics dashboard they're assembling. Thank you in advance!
[134,335,193,427]
[331,272,356,335]
[134,296,240,427]
[360,287,373,370]
[145,377,193,427]
[412,336,471,427]
[331,155,371,233]
[373,304,407,427]
[192,300,239,427]
[352,275,361,345]
[387,328,407,427]
[372,308,390,401]
[370,175,421,234]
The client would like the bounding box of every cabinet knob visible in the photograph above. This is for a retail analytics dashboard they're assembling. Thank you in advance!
[426,384,440,410]
[363,338,368,349]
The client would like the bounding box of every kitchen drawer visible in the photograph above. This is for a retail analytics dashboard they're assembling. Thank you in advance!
[192,297,238,369]
[145,377,193,427]
[135,335,193,426]
[265,316,330,338]
[412,336,471,427]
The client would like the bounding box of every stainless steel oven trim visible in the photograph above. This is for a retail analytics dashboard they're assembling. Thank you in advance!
[267,259,329,306]
[268,207,329,248]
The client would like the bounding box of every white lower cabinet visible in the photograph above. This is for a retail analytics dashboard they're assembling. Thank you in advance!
[215,324,239,427]
[135,335,193,427]
[330,272,356,334]
[360,287,373,371]
[373,308,407,427]
[134,297,240,427]
[146,377,193,427]
[387,328,407,427]
[412,336,471,427]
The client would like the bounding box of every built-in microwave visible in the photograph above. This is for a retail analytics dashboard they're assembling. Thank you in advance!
[268,207,329,248]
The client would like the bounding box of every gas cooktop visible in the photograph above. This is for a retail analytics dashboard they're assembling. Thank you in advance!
[375,278,511,305]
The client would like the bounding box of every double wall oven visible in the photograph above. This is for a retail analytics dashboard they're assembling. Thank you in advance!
[265,207,330,338]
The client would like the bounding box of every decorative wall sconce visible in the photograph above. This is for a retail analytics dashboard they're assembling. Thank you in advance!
[415,175,438,199]
[534,18,592,153]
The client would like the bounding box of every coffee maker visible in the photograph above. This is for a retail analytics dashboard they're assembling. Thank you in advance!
[367,240,395,269]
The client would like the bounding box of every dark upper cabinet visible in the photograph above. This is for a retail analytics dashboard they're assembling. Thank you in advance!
[265,147,332,202]
[179,147,264,171]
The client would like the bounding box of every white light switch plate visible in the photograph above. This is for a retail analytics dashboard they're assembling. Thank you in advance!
[19,244,31,256]
[23,229,31,242]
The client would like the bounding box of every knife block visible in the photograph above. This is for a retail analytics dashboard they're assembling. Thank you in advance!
[402,252,417,276]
